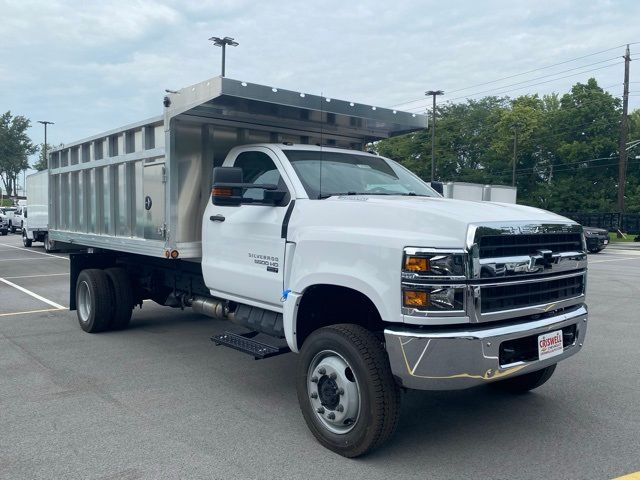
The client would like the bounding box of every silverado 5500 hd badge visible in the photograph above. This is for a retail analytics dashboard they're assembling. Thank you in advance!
[248,253,279,273]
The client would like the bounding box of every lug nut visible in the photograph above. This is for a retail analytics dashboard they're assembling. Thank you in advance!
[318,367,326,375]
[311,376,318,383]
[327,412,336,420]
[310,392,318,399]
[337,388,344,395]
[317,407,325,414]
[336,404,344,412]
[329,372,337,380]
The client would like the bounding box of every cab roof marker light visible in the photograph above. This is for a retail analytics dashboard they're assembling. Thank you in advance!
[300,93,306,98]
[272,88,278,92]
[241,82,247,87]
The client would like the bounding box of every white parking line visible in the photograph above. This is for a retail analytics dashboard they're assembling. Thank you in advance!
[0,242,68,260]
[0,277,66,309]
[589,257,640,264]
[0,257,66,262]
[3,273,69,280]
[0,307,64,317]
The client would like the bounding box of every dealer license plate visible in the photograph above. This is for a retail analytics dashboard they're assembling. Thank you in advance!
[538,330,563,361]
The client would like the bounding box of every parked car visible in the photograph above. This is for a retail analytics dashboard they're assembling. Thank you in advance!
[1,207,18,233]
[583,226,609,253]
[0,210,9,235]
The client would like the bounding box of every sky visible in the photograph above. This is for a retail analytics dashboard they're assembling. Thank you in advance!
[1,0,639,189]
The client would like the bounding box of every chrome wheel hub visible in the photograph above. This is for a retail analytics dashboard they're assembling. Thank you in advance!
[77,281,91,323]
[307,350,360,434]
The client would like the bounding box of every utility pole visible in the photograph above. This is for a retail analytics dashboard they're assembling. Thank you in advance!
[511,123,520,187]
[425,90,444,181]
[617,44,631,212]
[38,120,54,168]
[209,36,239,77]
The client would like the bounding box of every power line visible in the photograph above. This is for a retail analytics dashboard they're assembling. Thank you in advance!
[393,56,621,108]
[405,61,623,110]
[391,43,640,108]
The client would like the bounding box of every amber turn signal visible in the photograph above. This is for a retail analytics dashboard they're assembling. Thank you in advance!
[403,290,429,307]
[212,187,233,197]
[404,256,429,272]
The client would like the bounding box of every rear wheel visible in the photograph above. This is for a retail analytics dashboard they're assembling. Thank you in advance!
[22,230,32,247]
[490,364,557,394]
[296,324,401,458]
[105,267,134,330]
[76,269,113,333]
[9,221,15,233]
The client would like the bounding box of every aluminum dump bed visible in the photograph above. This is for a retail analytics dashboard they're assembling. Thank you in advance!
[48,76,426,258]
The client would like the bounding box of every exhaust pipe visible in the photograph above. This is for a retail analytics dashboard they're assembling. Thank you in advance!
[188,296,231,320]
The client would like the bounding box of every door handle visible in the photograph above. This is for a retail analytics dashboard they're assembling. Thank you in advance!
[210,214,225,222]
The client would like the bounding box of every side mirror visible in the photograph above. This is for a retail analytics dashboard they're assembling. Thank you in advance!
[212,167,243,206]
[263,189,288,205]
[211,167,281,206]
[430,181,444,195]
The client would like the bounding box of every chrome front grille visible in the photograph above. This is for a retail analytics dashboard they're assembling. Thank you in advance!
[468,222,587,323]
[478,232,583,258]
[480,273,585,313]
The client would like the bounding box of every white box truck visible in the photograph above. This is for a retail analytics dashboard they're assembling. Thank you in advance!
[48,76,588,457]
[24,170,56,249]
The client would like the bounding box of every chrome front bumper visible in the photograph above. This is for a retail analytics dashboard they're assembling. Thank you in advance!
[384,304,587,390]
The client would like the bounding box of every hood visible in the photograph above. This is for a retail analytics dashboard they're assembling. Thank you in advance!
[291,195,577,250]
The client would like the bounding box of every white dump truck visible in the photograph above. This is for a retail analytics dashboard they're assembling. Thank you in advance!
[49,76,588,457]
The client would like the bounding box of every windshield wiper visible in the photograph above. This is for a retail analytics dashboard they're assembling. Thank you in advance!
[317,191,430,199]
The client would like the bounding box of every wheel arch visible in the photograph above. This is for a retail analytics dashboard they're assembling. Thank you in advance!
[290,283,386,352]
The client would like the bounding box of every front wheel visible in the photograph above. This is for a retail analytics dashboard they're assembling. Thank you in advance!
[490,364,556,394]
[296,324,401,458]
[22,230,32,247]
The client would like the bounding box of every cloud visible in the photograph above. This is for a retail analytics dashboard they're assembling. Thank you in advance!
[0,0,638,170]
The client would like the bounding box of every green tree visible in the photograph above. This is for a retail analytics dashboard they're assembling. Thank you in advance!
[0,111,37,196]
[33,142,62,171]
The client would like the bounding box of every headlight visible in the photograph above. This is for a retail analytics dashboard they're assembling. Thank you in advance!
[402,285,465,311]
[402,249,467,279]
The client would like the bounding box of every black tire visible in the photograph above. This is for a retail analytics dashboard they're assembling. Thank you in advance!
[9,222,15,233]
[104,267,134,330]
[296,324,401,458]
[76,269,113,333]
[588,248,601,253]
[22,230,32,247]
[1,230,7,236]
[43,233,56,252]
[490,364,557,394]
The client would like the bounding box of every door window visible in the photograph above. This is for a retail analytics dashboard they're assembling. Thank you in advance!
[234,151,289,204]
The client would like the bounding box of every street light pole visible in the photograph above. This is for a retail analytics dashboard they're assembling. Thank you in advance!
[209,36,239,77]
[425,90,444,181]
[38,120,54,168]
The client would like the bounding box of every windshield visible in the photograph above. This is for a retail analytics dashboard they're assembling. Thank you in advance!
[284,150,438,199]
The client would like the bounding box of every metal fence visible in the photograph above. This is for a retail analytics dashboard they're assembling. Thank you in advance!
[559,212,640,232]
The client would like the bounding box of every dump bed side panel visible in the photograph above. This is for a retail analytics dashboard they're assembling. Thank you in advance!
[49,117,168,257]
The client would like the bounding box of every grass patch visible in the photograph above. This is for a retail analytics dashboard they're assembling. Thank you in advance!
[609,232,639,242]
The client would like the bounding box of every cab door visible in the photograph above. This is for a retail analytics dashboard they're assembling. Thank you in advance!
[202,148,293,309]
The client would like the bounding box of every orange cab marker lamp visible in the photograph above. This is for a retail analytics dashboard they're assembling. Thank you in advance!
[170,250,179,259]
[212,187,233,197]
[404,290,428,307]
[405,256,429,272]
[164,250,170,258]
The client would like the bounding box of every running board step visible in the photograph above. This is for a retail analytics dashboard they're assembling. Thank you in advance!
[211,331,290,360]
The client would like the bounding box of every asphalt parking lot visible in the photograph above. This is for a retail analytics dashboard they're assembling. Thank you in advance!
[1,234,639,480]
